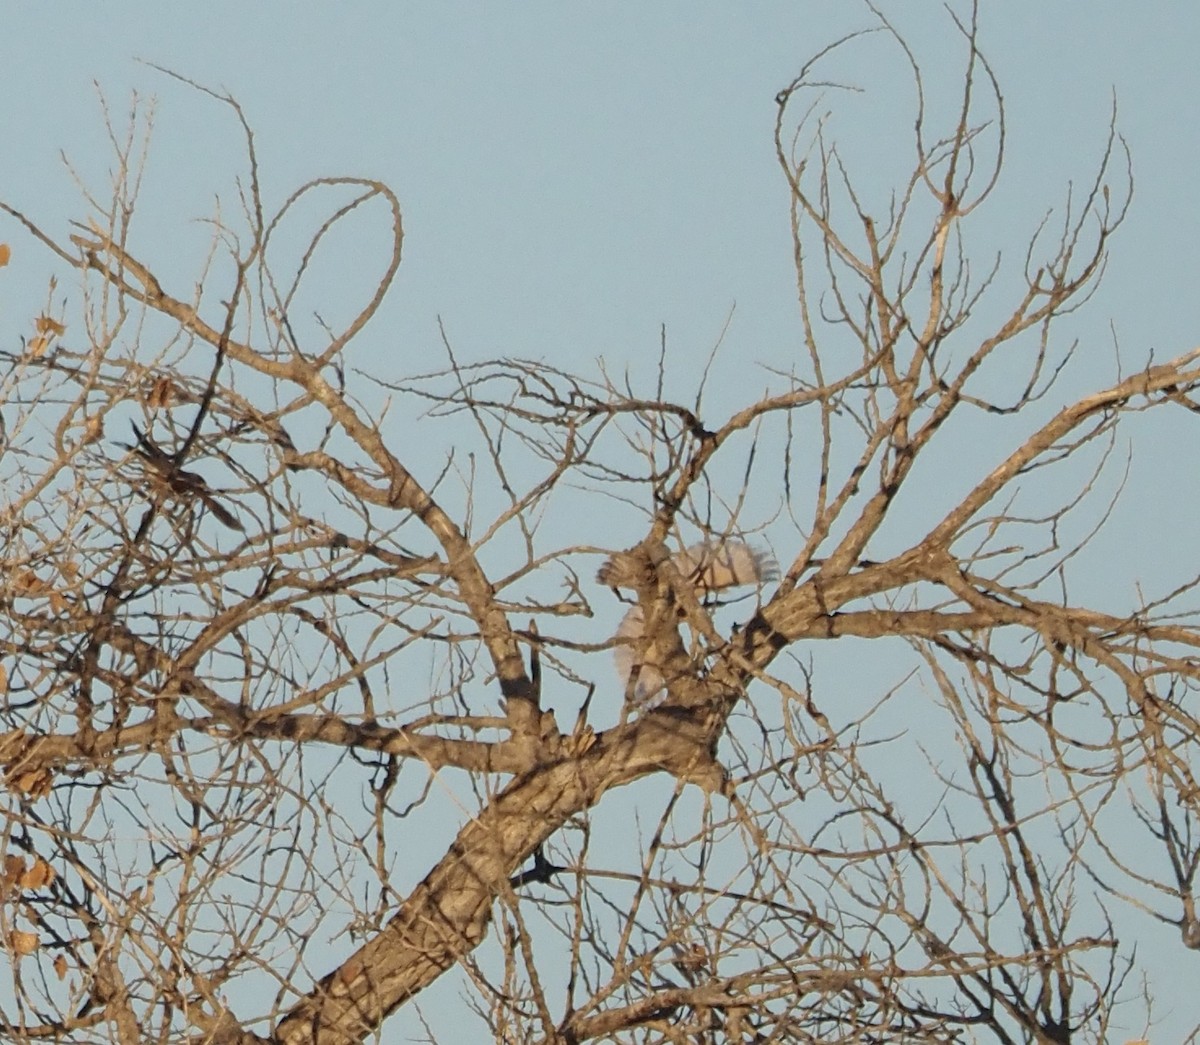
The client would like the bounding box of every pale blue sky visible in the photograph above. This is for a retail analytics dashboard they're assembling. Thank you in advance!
[5,4,1197,382]
[3,3,1200,1040]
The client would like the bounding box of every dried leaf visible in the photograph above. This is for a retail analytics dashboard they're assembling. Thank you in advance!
[13,571,48,595]
[53,953,68,980]
[9,930,38,956]
[19,857,54,890]
[2,854,24,888]
[147,376,175,408]
[9,768,53,798]
[34,315,65,337]
[0,731,26,762]
[0,665,6,694]
[0,244,10,267]
[27,335,48,359]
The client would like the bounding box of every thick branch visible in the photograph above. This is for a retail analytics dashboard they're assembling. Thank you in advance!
[274,711,725,1045]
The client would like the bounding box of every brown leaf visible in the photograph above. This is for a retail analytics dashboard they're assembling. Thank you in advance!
[0,854,23,892]
[147,376,175,408]
[0,244,10,267]
[53,953,68,980]
[0,665,6,694]
[34,315,65,336]
[27,335,48,358]
[9,930,38,956]
[19,857,54,890]
[0,731,27,762]
[13,571,48,595]
[9,768,53,798]
[0,729,25,763]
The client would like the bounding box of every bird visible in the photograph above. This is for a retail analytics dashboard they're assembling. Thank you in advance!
[119,424,244,532]
[599,540,777,706]
[668,540,779,596]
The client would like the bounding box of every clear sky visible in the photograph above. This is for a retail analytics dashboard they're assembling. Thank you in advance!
[4,4,1197,386]
[3,2,1199,1039]
[7,4,1197,576]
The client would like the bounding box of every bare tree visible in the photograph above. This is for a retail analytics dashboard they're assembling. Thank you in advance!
[0,10,1194,1045]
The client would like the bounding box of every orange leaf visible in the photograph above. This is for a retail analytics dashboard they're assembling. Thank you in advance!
[1,854,23,888]
[0,665,6,694]
[27,335,48,358]
[53,953,67,980]
[34,315,65,337]
[9,768,53,798]
[0,244,10,267]
[9,930,38,956]
[19,857,54,890]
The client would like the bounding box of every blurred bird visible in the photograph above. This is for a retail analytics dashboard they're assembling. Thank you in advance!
[119,423,244,532]
[600,539,777,705]
[598,540,777,596]
[669,540,779,595]
[612,604,663,704]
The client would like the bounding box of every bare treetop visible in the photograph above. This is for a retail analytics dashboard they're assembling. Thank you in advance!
[0,10,1194,1045]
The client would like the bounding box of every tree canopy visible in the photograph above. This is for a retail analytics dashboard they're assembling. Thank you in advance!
[0,11,1196,1045]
